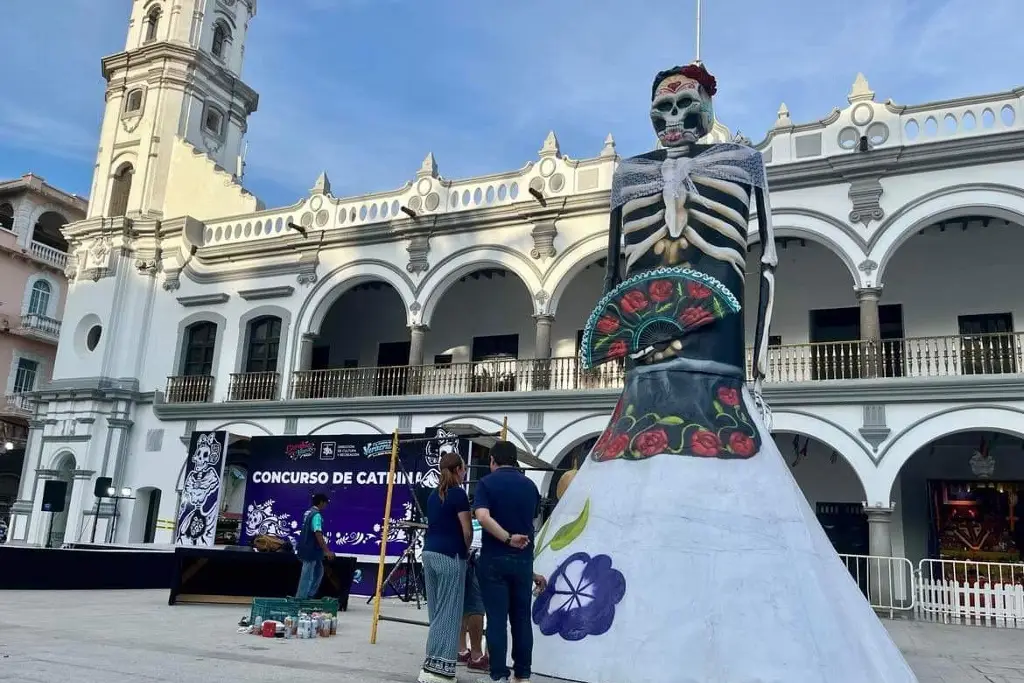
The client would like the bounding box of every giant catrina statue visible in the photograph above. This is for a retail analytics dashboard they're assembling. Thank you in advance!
[529,63,918,683]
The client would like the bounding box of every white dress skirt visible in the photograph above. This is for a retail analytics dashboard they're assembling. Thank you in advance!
[530,372,918,683]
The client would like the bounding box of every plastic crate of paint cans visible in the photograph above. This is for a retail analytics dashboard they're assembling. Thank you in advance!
[250,597,339,625]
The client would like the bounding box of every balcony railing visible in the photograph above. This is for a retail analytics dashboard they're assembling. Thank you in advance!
[160,332,1024,405]
[29,240,68,269]
[752,331,1022,382]
[165,375,214,403]
[18,313,61,341]
[228,372,281,401]
[2,393,32,416]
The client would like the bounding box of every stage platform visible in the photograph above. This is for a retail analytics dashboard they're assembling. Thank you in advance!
[0,544,354,611]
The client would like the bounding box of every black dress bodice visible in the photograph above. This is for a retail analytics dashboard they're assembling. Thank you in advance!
[614,145,753,371]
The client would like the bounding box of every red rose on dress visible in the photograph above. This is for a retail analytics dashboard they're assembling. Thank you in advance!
[727,431,757,457]
[603,434,630,460]
[596,316,620,335]
[620,290,649,314]
[608,340,629,359]
[716,386,740,407]
[635,428,669,457]
[679,306,715,327]
[690,429,721,457]
[648,280,674,303]
[686,281,712,299]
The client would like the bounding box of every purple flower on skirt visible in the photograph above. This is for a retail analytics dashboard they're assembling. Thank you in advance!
[532,552,626,641]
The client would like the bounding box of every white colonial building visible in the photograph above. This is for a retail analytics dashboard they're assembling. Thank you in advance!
[8,0,1024,578]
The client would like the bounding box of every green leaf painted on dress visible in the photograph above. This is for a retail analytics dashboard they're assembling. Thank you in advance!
[534,519,552,558]
[626,404,635,417]
[548,499,591,552]
[656,303,672,313]
[712,298,724,317]
[713,400,724,415]
[658,416,685,425]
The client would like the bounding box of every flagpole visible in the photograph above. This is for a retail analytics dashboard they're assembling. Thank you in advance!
[695,0,702,64]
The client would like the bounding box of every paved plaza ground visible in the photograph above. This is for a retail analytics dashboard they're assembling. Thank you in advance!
[1,590,1023,682]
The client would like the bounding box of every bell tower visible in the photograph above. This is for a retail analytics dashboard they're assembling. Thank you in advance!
[87,0,259,221]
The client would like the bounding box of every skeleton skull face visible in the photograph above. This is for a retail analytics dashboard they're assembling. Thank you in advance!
[650,74,713,146]
[191,433,222,472]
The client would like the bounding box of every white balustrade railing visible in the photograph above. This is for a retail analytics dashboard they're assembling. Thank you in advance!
[3,393,32,415]
[29,240,68,269]
[916,558,1024,628]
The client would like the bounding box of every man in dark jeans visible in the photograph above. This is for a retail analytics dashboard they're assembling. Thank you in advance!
[473,441,546,683]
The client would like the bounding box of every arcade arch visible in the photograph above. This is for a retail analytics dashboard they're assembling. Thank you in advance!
[879,413,1024,566]
[422,266,537,392]
[879,206,1023,377]
[417,250,542,327]
[31,210,70,253]
[295,274,413,398]
[869,185,1024,282]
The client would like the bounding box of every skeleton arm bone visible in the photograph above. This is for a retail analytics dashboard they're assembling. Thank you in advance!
[603,206,624,295]
[752,186,778,385]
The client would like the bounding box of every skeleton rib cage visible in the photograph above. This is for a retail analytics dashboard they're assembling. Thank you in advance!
[620,168,754,286]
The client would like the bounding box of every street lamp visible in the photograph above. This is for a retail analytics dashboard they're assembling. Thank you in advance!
[3,441,13,452]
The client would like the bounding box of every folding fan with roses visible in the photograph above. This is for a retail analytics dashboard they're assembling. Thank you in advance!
[579,267,741,370]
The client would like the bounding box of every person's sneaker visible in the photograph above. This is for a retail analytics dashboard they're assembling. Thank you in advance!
[458,650,471,665]
[475,677,508,683]
[467,654,490,672]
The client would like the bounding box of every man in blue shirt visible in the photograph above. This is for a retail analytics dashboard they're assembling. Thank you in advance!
[295,493,334,599]
[473,441,546,683]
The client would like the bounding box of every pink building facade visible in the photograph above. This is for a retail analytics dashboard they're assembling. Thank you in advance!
[0,174,86,523]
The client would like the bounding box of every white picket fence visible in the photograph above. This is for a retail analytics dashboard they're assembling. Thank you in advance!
[831,555,1024,629]
[915,558,1024,628]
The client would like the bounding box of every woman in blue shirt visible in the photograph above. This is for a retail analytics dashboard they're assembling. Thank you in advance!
[417,451,472,683]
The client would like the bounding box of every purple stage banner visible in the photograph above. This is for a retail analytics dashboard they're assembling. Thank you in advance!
[240,428,468,560]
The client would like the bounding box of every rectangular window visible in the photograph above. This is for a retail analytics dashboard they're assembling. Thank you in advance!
[342,359,358,369]
[768,335,782,347]
[310,346,330,371]
[13,358,39,393]
[958,313,1016,375]
[433,354,453,366]
[471,334,519,362]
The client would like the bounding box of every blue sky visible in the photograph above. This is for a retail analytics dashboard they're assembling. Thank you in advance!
[2,0,1021,210]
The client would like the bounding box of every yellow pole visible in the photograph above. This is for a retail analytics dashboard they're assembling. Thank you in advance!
[370,429,400,644]
[500,415,508,441]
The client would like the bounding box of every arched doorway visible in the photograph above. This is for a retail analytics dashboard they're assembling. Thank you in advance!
[427,267,535,393]
[129,487,163,543]
[775,432,869,555]
[883,214,1021,377]
[299,280,410,398]
[890,429,1024,567]
[31,211,70,254]
[50,453,76,547]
